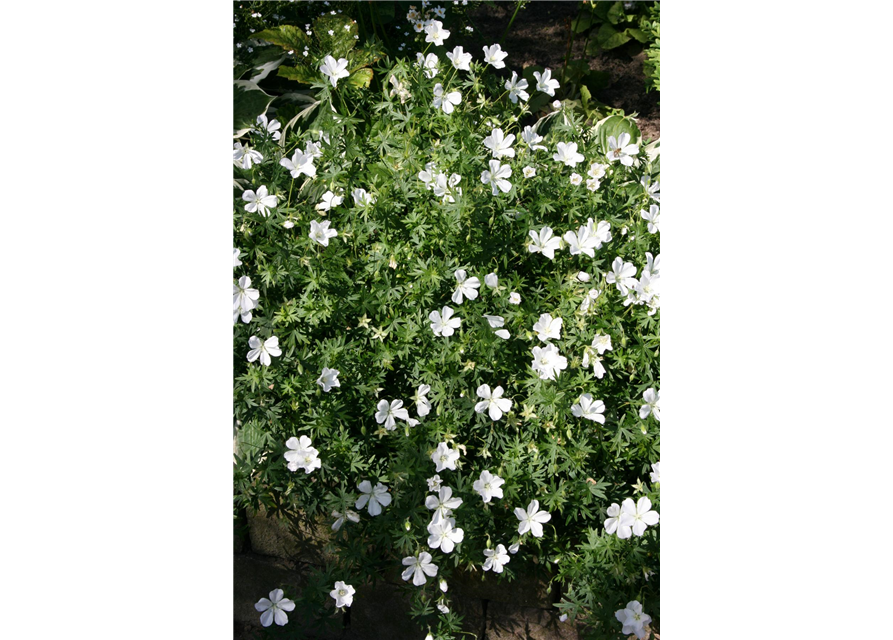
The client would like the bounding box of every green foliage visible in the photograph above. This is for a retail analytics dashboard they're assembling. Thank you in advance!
[572,1,659,56]
[643,4,660,93]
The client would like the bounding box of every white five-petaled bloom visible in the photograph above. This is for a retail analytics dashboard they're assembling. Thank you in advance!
[233,248,242,268]
[424,19,450,45]
[319,55,350,87]
[639,388,660,421]
[482,43,508,68]
[615,601,652,640]
[644,252,660,280]
[316,367,340,392]
[553,141,584,167]
[505,71,529,104]
[451,269,481,304]
[508,292,521,305]
[352,188,376,207]
[429,306,461,337]
[581,345,606,378]
[446,45,472,70]
[484,272,498,288]
[309,219,338,247]
[641,204,660,233]
[413,384,432,417]
[233,276,260,324]
[432,83,462,114]
[607,257,638,294]
[571,393,606,424]
[402,551,438,586]
[432,172,462,203]
[527,227,562,260]
[650,461,660,485]
[563,223,598,258]
[329,581,356,608]
[375,399,410,430]
[577,271,590,282]
[418,162,438,190]
[533,68,560,96]
[481,159,513,195]
[427,474,443,492]
[515,499,552,537]
[425,485,463,523]
[233,142,263,169]
[586,178,601,192]
[247,335,282,366]
[622,496,660,536]
[483,314,510,339]
[284,435,322,473]
[521,125,547,151]
[355,480,392,516]
[388,74,412,103]
[474,384,513,421]
[331,509,359,531]
[279,149,316,178]
[532,313,562,342]
[473,469,505,503]
[427,517,465,552]
[255,589,295,627]
[606,132,639,166]
[592,333,613,354]
[588,162,607,180]
[483,128,516,159]
[242,186,278,216]
[416,52,440,78]
[431,441,460,472]
[483,544,510,573]
[585,217,613,248]
[316,189,343,211]
[605,502,633,539]
[255,114,281,141]
[531,343,568,380]
[522,166,536,178]
[641,174,661,203]
[569,172,583,186]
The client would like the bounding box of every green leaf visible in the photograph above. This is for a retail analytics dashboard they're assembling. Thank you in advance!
[597,23,631,50]
[233,80,275,136]
[580,85,592,114]
[606,1,625,25]
[346,68,374,89]
[572,7,594,33]
[595,114,642,156]
[315,14,358,58]
[255,25,309,51]
[626,27,649,43]
[582,69,611,93]
[277,65,319,85]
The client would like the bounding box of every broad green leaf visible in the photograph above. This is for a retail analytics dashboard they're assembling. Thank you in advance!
[346,68,374,89]
[582,70,611,93]
[255,25,309,51]
[606,1,625,25]
[278,65,319,85]
[597,23,632,50]
[626,27,649,43]
[595,114,642,156]
[580,85,592,114]
[234,80,275,136]
[572,8,594,33]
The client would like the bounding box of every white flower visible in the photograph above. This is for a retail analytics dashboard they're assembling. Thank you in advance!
[416,52,440,78]
[639,388,660,421]
[606,132,639,166]
[355,480,392,516]
[474,384,513,421]
[481,159,512,195]
[330,581,356,608]
[233,248,242,268]
[641,204,660,233]
[331,509,360,531]
[255,589,295,627]
[553,142,584,167]
[233,276,259,324]
[451,269,481,304]
[592,333,612,355]
[483,128,516,159]
[413,384,432,417]
[254,114,282,141]
[622,496,660,537]
[587,162,607,180]
[284,435,321,473]
[432,83,462,114]
[319,55,350,87]
[527,227,561,259]
[483,544,510,573]
[605,502,633,539]
[641,174,660,202]
[419,162,438,190]
[483,314,510,339]
[482,43,508,68]
[375,399,410,430]
[425,485,463,522]
[484,272,499,288]
[570,393,606,424]
[316,190,343,211]
[309,219,338,246]
[514,499,551,537]
[508,292,521,305]
[522,166,536,178]
[521,125,546,151]
[427,475,443,493]
[552,99,562,110]
[242,186,278,216]
[586,178,601,191]
[388,74,412,103]
[233,142,263,169]
[473,470,505,503]
[581,347,606,378]
[643,252,660,280]
[569,172,582,186]
[533,68,560,96]
[316,367,340,392]
[283,221,294,229]
[352,188,376,207]
[427,517,465,553]
[615,601,652,640]
[606,257,638,294]
[431,441,460,472]
[279,149,316,178]
[446,45,472,70]
[247,335,282,366]
[424,19,450,45]
[559,614,568,622]
[563,223,599,258]
[429,306,461,337]
[579,287,599,314]
[586,217,613,248]
[402,551,438,586]
[505,71,529,103]
[532,313,562,342]
[508,542,520,554]
[634,274,659,305]
[650,461,660,484]
[576,271,590,282]
[439,579,448,593]
[531,343,567,380]
[437,602,449,614]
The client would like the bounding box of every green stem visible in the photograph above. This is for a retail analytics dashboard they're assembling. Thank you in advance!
[500,1,524,46]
